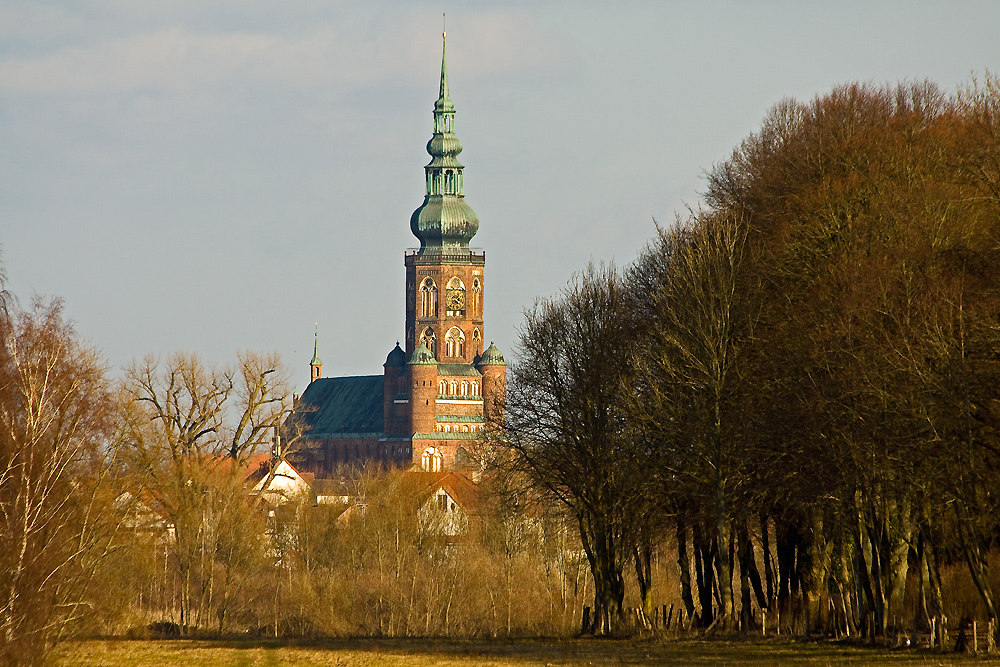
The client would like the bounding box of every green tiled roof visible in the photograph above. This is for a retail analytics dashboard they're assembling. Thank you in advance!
[294,375,384,439]
[409,341,438,365]
[437,363,482,377]
[478,342,506,366]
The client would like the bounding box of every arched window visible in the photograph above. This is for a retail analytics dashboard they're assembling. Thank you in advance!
[472,328,482,355]
[449,381,458,395]
[461,381,469,396]
[422,447,443,472]
[445,277,466,317]
[445,327,465,359]
[420,278,437,318]
[438,380,447,395]
[472,278,482,316]
[420,327,436,356]
[455,446,471,469]
[471,381,480,396]
[462,425,469,433]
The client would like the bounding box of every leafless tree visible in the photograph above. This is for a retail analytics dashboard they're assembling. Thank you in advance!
[503,263,647,635]
[0,296,119,666]
[120,351,292,632]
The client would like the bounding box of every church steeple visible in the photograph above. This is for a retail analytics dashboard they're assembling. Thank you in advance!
[410,32,479,254]
[309,328,322,383]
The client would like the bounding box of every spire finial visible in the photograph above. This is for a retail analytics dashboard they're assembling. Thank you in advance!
[439,20,450,103]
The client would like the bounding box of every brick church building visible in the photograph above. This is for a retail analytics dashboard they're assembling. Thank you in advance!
[287,35,507,476]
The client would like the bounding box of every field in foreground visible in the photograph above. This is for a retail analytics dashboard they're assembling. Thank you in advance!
[55,638,1000,667]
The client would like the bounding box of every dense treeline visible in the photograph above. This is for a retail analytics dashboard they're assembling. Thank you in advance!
[506,75,1000,641]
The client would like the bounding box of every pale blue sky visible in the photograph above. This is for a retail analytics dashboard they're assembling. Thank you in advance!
[2,1,997,390]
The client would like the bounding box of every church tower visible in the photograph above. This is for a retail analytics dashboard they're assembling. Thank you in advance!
[389,31,506,471]
[404,32,485,363]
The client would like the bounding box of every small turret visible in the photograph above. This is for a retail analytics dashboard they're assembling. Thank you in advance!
[408,340,438,435]
[477,342,507,425]
[309,329,322,383]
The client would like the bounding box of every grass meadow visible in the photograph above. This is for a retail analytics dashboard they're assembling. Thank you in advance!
[54,638,1000,667]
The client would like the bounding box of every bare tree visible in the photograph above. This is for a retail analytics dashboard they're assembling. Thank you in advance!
[121,351,292,632]
[0,296,119,666]
[504,264,646,635]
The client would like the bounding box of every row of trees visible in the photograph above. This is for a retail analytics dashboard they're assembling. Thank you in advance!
[503,75,1000,641]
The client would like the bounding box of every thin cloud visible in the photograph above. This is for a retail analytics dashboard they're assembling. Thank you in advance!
[0,13,570,96]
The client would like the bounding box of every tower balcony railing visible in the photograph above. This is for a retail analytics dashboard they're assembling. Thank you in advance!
[405,248,485,265]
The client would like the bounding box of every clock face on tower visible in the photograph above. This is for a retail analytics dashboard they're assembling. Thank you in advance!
[447,289,465,312]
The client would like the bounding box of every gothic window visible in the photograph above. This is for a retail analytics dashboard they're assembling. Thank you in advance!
[420,278,438,318]
[422,447,443,472]
[472,327,482,354]
[462,425,469,433]
[461,381,469,396]
[449,380,458,395]
[472,381,480,396]
[445,170,453,194]
[472,279,482,317]
[444,327,465,358]
[455,447,471,469]
[439,380,447,394]
[420,327,436,356]
[445,277,466,317]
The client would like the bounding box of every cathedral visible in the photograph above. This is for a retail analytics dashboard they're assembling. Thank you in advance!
[287,35,507,476]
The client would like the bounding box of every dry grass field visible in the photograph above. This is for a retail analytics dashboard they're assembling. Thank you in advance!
[54,638,1000,667]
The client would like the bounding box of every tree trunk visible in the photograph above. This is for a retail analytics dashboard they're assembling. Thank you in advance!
[760,513,775,609]
[676,519,696,622]
[693,523,715,628]
[737,521,764,631]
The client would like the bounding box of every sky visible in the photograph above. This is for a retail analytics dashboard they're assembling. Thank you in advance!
[2,1,998,392]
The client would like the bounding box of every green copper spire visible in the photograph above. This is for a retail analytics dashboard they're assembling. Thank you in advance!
[437,33,451,110]
[410,31,479,254]
[310,329,321,366]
